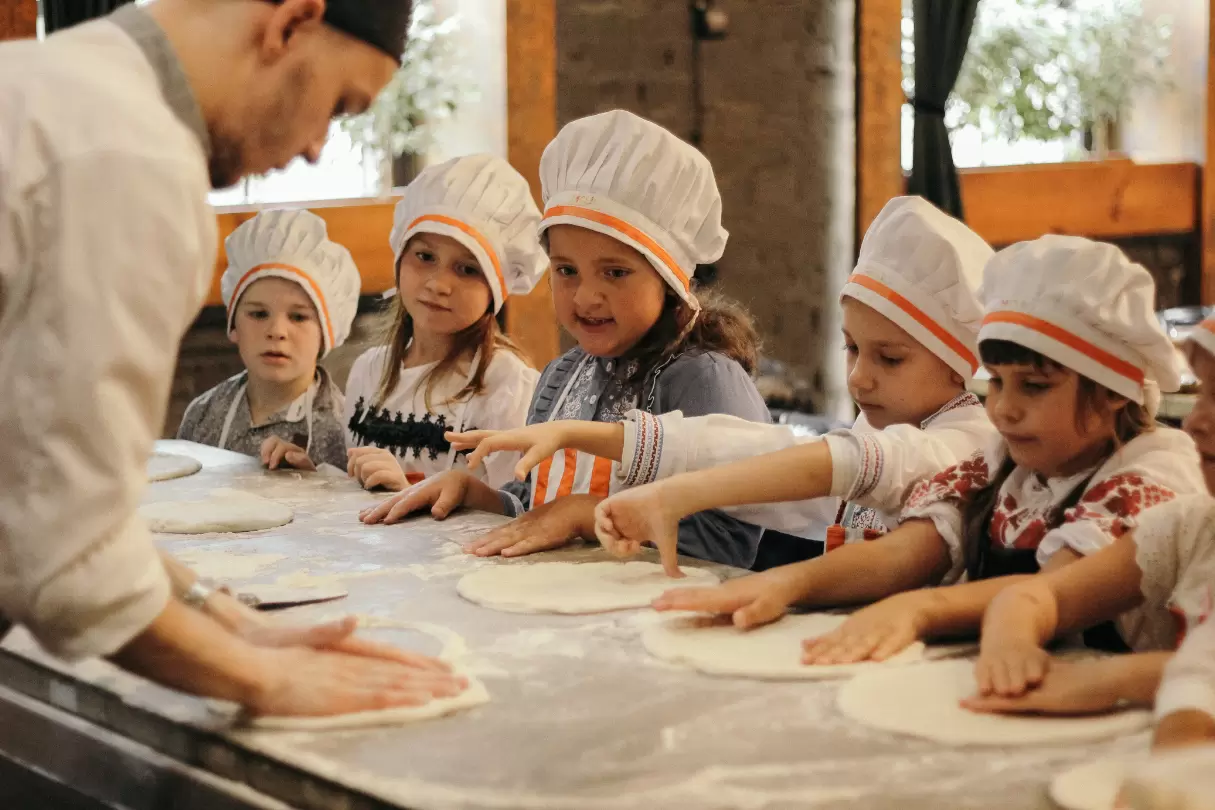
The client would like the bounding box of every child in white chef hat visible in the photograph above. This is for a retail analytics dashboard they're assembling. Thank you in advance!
[448,196,998,582]
[957,314,1215,754]
[338,154,544,491]
[177,209,359,470]
[361,110,771,570]
[783,236,1205,667]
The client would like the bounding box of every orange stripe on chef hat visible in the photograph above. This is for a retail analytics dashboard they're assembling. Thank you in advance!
[543,205,692,292]
[406,214,507,302]
[982,311,1146,387]
[227,262,336,351]
[847,273,979,373]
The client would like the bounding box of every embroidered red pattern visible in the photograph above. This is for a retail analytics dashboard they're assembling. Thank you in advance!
[903,451,992,514]
[990,473,1176,551]
[921,392,982,426]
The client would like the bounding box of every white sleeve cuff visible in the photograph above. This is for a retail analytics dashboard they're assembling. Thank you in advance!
[618,409,678,487]
[1155,675,1215,723]
[903,505,966,585]
[823,431,886,501]
[22,518,172,661]
[823,433,859,500]
[1035,521,1115,568]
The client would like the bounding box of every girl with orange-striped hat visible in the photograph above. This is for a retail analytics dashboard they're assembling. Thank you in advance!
[360,110,771,569]
[792,235,1206,669]
[341,154,546,491]
[442,196,998,586]
[947,311,1215,756]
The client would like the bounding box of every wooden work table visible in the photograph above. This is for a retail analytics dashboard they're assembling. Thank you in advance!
[0,442,1148,809]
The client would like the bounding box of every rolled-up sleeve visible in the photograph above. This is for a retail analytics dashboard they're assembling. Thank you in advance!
[0,152,213,659]
[1156,619,1215,723]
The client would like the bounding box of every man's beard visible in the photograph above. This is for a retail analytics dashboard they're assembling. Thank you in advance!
[208,135,244,190]
[208,66,314,190]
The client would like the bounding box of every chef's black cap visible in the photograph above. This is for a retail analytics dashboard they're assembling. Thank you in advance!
[272,1,412,62]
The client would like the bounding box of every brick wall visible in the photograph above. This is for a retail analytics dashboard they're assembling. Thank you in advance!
[557,0,856,415]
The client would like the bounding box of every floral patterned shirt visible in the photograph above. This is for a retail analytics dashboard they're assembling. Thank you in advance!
[900,426,1205,584]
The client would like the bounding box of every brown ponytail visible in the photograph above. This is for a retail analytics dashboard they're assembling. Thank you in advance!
[375,298,532,411]
[620,286,761,383]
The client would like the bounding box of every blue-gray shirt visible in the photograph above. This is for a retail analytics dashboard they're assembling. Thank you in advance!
[499,347,770,568]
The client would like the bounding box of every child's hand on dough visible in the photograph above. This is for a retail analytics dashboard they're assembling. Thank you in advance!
[594,484,681,576]
[651,566,803,628]
[261,435,315,471]
[801,591,932,665]
[347,447,408,491]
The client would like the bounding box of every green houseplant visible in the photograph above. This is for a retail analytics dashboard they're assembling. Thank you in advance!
[922,0,1172,157]
[341,0,470,193]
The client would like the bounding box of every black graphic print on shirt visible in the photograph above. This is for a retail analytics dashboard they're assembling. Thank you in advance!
[348,398,476,461]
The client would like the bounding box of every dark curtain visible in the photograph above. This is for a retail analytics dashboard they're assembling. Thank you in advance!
[907,0,979,219]
[43,0,136,35]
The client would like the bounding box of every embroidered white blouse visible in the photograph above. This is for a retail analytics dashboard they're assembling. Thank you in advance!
[617,392,997,541]
[343,346,538,489]
[901,427,1205,585]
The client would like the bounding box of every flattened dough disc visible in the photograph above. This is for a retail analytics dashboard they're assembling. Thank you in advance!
[642,613,929,680]
[837,659,1152,746]
[456,561,719,614]
[140,491,293,534]
[147,452,202,482]
[1050,757,1136,810]
[246,622,488,730]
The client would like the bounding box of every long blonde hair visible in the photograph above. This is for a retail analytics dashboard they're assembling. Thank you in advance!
[374,298,531,411]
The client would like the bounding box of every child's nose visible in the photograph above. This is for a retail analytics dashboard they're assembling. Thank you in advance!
[848,357,874,391]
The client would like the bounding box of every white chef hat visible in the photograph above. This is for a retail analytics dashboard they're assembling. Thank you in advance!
[1187,316,1215,360]
[537,109,726,310]
[390,154,547,314]
[842,196,991,378]
[979,235,1182,405]
[222,209,361,357]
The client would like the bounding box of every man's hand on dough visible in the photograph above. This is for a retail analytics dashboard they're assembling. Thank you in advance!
[247,646,467,718]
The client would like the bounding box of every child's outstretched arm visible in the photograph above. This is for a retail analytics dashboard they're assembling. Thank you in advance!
[961,653,1172,716]
[974,533,1146,697]
[591,441,841,573]
[799,574,1040,666]
[448,421,625,481]
[1153,619,1215,751]
[649,518,952,625]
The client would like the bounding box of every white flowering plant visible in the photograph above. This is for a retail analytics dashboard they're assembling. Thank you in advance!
[340,0,471,159]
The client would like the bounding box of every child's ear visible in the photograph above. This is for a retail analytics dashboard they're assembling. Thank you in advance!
[1108,393,1132,415]
[1104,389,1131,415]
[950,369,965,387]
[227,328,239,345]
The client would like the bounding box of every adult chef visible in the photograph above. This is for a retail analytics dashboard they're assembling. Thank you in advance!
[0,0,467,717]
